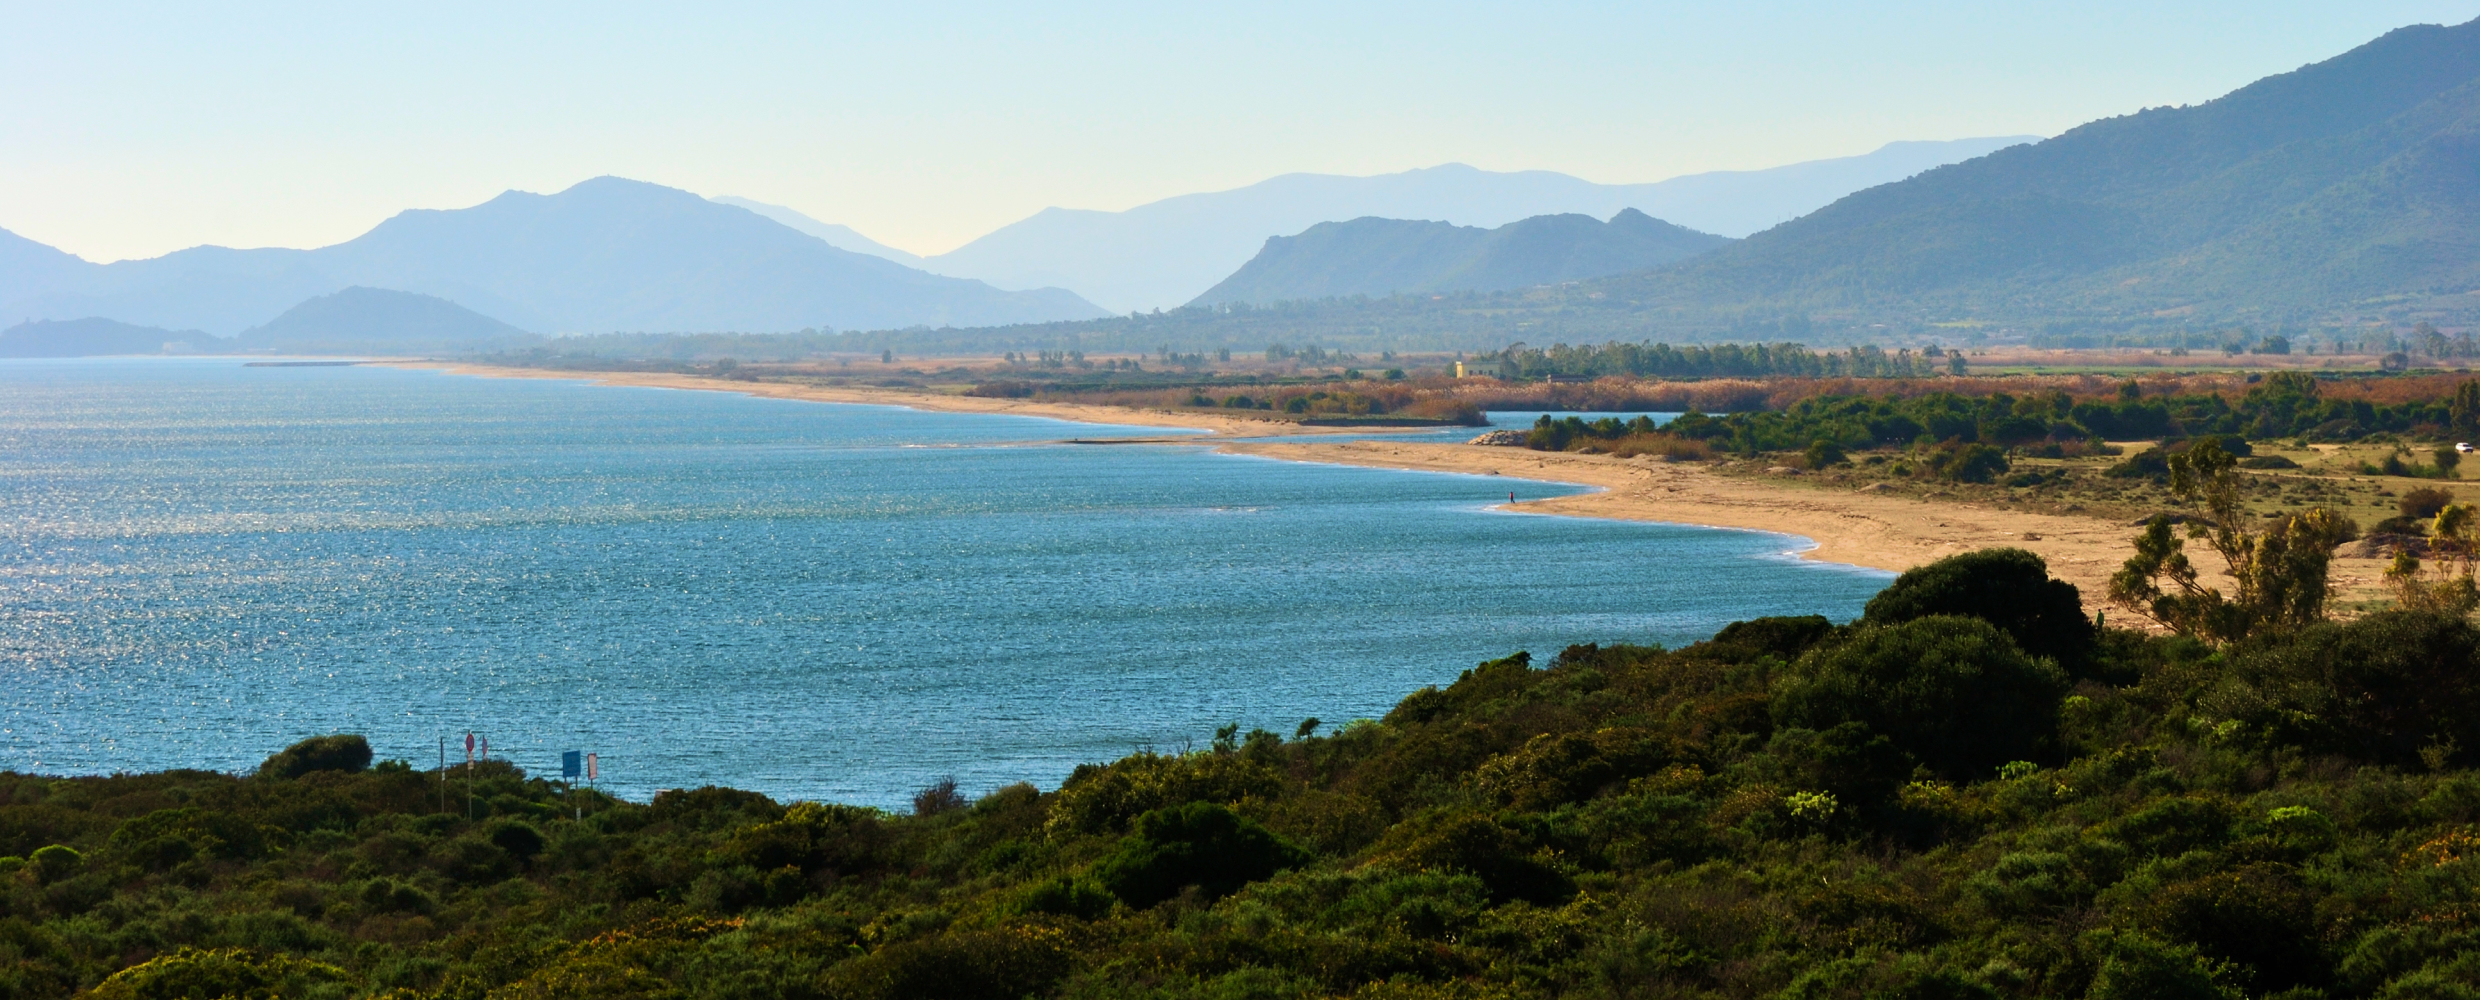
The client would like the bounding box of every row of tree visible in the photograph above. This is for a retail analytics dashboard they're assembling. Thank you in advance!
[1476,341,1945,379]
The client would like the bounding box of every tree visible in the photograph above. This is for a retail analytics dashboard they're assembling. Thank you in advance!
[1949,353,1968,376]
[2387,503,2480,616]
[1772,615,2068,780]
[1863,548,2097,672]
[2109,439,2352,643]
[2420,321,2449,360]
[2451,380,2480,439]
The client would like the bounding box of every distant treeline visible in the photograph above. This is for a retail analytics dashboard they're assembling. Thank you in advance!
[1476,341,1945,380]
[1530,374,2480,467]
[480,296,1869,360]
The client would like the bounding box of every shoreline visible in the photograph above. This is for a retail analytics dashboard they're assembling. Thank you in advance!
[390,362,2148,604]
[383,362,1375,438]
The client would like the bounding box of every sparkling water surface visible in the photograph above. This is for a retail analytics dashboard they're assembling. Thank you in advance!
[0,359,1890,807]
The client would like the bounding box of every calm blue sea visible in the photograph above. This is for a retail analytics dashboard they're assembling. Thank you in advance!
[0,359,1890,807]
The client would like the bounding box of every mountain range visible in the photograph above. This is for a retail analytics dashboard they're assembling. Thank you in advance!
[956,14,2480,348]
[0,179,1108,338]
[710,197,928,267]
[721,138,2032,313]
[1567,15,2480,333]
[1193,209,1731,306]
[29,6,2475,359]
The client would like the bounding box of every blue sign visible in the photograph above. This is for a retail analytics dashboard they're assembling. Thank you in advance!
[561,750,582,779]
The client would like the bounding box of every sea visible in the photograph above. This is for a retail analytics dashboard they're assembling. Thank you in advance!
[0,358,1892,807]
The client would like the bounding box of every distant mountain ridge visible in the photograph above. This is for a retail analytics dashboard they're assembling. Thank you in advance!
[0,179,1108,336]
[913,138,2034,312]
[1573,15,2480,330]
[922,15,2480,347]
[1193,209,1731,306]
[709,196,928,266]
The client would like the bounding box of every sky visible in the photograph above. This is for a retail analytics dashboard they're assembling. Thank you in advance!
[5,1,2478,263]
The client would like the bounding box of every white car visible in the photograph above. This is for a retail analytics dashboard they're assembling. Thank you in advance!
[2461,442,2476,454]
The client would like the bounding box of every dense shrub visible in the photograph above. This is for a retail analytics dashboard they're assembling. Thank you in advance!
[2403,485,2457,521]
[1091,802,1309,907]
[832,926,1074,1000]
[2223,610,2480,767]
[1046,752,1283,836]
[82,947,348,1000]
[1373,813,1571,904]
[1695,614,1837,663]
[1773,616,2069,779]
[257,734,372,779]
[1863,547,2097,670]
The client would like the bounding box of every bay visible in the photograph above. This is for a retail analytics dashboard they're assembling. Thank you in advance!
[0,358,1890,807]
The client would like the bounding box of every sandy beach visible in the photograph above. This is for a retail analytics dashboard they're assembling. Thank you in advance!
[391,363,2218,610]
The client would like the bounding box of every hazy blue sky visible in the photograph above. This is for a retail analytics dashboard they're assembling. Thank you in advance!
[4,2,2476,262]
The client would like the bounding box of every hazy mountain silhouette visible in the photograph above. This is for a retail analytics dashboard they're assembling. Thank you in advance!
[973,16,2480,345]
[0,228,95,309]
[1194,210,1730,306]
[0,317,212,358]
[920,138,2033,312]
[0,178,1107,336]
[709,197,926,266]
[237,287,535,353]
[1578,16,2480,327]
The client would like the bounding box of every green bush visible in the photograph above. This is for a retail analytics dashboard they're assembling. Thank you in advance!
[2227,610,2480,767]
[1863,547,2097,672]
[831,926,1073,1000]
[487,820,546,862]
[1010,875,1115,920]
[257,734,372,779]
[28,844,81,883]
[1374,813,1571,904]
[1940,443,2011,483]
[1091,802,1309,908]
[2136,864,2321,992]
[2086,931,2243,1000]
[1697,615,1837,663]
[1773,616,2069,780]
[82,946,349,1000]
[1045,752,1283,836]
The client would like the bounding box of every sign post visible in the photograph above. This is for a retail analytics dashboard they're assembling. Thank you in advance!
[561,751,583,821]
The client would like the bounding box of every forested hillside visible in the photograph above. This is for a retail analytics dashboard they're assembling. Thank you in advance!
[13,541,2480,999]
